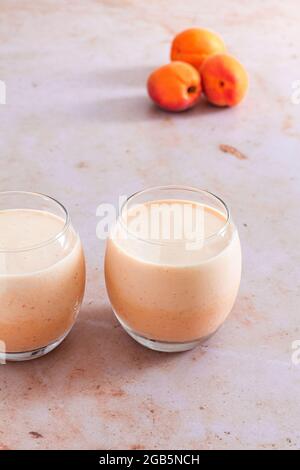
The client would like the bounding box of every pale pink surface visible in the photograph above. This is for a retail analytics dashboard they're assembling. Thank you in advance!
[0,0,299,450]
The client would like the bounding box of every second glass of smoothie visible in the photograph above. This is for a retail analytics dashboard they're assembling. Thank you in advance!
[0,191,86,361]
[105,186,241,352]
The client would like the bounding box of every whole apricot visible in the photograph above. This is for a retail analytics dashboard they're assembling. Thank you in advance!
[147,61,202,112]
[201,53,248,107]
[171,28,226,71]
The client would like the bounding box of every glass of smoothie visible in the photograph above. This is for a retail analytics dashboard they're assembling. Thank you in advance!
[105,186,241,352]
[0,191,86,361]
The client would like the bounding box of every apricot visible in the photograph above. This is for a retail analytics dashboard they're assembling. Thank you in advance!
[171,28,226,71]
[201,54,248,107]
[147,61,202,112]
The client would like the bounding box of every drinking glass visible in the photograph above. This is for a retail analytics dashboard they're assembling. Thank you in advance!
[105,185,241,352]
[0,191,86,361]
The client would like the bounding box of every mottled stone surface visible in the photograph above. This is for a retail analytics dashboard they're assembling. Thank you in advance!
[0,0,299,450]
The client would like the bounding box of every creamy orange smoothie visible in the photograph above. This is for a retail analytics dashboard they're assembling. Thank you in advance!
[0,209,85,354]
[105,196,241,349]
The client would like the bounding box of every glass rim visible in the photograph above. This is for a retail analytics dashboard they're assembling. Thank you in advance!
[118,185,231,246]
[0,191,70,253]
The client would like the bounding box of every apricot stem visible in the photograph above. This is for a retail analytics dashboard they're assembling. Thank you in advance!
[187,86,197,94]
